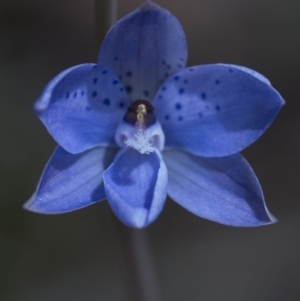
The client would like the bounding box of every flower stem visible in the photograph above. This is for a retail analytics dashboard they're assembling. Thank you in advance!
[112,217,162,301]
[95,0,117,48]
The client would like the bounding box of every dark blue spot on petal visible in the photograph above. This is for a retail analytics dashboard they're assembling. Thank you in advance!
[92,91,97,97]
[180,58,184,62]
[114,56,118,61]
[119,102,124,108]
[201,92,206,100]
[93,65,97,69]
[189,68,194,71]
[174,76,180,81]
[162,60,166,65]
[126,71,132,77]
[103,98,110,106]
[73,92,77,98]
[85,106,91,111]
[125,85,133,93]
[216,105,220,111]
[158,95,162,99]
[93,77,98,84]
[102,70,108,74]
[215,79,220,84]
[167,65,171,70]
[178,116,183,121]
[162,86,166,91]
[175,103,182,110]
[120,87,124,92]
[199,112,202,118]
[81,91,85,96]
[113,80,119,85]
[165,115,170,120]
[143,90,149,97]
[229,69,233,73]
[178,64,182,68]
[179,88,185,94]
[184,79,188,84]
[66,92,70,99]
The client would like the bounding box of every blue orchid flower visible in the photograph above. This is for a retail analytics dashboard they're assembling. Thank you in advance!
[24,2,284,228]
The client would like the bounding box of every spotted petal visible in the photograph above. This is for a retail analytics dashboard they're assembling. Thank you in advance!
[98,2,187,101]
[103,148,168,228]
[24,146,118,214]
[153,64,285,157]
[163,149,276,227]
[219,64,271,86]
[35,64,130,154]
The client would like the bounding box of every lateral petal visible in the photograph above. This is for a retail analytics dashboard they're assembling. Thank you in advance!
[35,64,130,154]
[153,64,284,157]
[24,146,117,213]
[164,149,276,227]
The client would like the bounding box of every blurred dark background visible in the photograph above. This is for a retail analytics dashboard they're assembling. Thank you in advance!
[0,0,299,300]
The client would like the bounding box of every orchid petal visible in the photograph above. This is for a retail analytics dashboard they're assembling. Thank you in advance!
[219,64,271,86]
[153,64,284,157]
[35,64,130,154]
[103,148,168,228]
[98,2,187,101]
[163,149,276,227]
[24,146,118,214]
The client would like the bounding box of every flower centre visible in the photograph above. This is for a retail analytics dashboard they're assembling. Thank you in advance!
[115,100,165,154]
[123,100,156,128]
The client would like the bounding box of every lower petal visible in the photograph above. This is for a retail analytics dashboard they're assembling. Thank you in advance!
[103,148,168,228]
[24,146,118,214]
[163,150,276,227]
